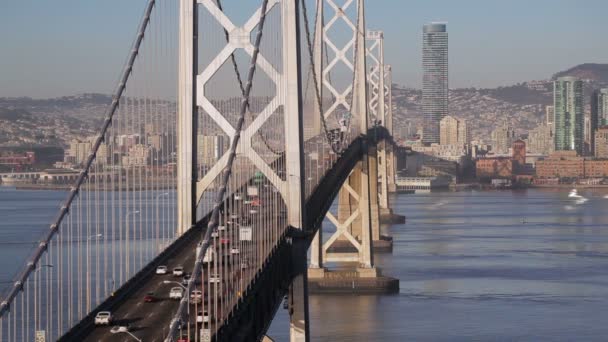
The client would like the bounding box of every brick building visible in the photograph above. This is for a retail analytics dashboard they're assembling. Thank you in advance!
[0,152,36,169]
[512,140,526,173]
[535,151,608,178]
[476,157,512,179]
[595,126,608,159]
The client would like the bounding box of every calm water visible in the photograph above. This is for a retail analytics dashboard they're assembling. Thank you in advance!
[268,188,608,341]
[2,187,608,340]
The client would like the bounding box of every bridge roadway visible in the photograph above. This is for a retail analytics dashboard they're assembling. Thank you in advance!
[81,180,288,341]
[70,131,383,341]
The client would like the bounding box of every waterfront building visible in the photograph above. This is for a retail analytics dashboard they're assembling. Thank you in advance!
[554,77,584,155]
[512,140,526,173]
[422,22,448,145]
[535,151,608,179]
[595,126,608,158]
[0,151,35,168]
[536,151,583,179]
[476,157,513,179]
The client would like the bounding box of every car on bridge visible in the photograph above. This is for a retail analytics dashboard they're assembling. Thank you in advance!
[110,325,131,334]
[182,273,192,285]
[169,287,184,300]
[190,290,203,304]
[197,310,210,324]
[144,292,158,303]
[156,265,168,275]
[94,311,113,326]
[177,335,190,342]
[209,273,221,283]
[173,266,184,276]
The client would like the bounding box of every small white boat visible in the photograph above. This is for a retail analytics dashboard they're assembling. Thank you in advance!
[568,189,582,198]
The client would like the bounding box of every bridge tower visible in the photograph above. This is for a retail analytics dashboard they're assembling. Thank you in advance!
[384,65,398,193]
[177,0,310,340]
[309,0,386,280]
[367,32,401,223]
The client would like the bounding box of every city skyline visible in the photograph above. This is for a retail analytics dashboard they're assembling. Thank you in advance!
[1,0,607,98]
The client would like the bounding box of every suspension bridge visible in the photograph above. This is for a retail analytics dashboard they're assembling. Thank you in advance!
[0,0,400,341]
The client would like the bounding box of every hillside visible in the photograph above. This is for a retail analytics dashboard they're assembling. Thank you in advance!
[553,63,608,84]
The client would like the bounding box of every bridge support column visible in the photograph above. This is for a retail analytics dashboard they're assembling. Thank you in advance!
[307,0,324,272]
[283,0,310,340]
[177,0,198,236]
[384,65,398,193]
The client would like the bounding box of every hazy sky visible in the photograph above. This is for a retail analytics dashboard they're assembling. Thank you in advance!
[0,0,606,98]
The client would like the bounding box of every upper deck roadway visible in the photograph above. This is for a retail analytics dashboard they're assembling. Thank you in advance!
[62,131,383,341]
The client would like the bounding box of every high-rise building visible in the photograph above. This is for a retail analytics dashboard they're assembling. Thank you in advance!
[491,123,515,154]
[422,22,448,145]
[545,105,555,138]
[591,88,608,127]
[439,115,468,147]
[198,135,226,167]
[554,76,584,155]
[546,105,555,126]
[590,89,608,155]
[527,123,554,155]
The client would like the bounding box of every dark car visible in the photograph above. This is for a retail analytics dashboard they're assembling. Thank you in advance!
[182,273,192,286]
[144,292,158,303]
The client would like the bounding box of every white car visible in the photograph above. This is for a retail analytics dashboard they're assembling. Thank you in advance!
[234,194,243,201]
[240,261,249,269]
[197,310,210,324]
[211,231,219,238]
[94,311,112,326]
[169,287,184,299]
[230,247,239,255]
[173,266,184,277]
[218,225,226,231]
[110,325,129,334]
[209,274,221,283]
[249,209,258,214]
[156,266,168,275]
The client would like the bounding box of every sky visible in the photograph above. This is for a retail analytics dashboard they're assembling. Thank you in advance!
[0,0,607,98]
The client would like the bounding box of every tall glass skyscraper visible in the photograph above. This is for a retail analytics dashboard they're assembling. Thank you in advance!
[422,22,448,145]
[554,76,584,155]
[591,88,608,126]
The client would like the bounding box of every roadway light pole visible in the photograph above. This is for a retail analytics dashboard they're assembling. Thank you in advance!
[125,210,140,278]
[156,192,170,252]
[163,280,190,336]
[33,264,53,336]
[110,326,142,342]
